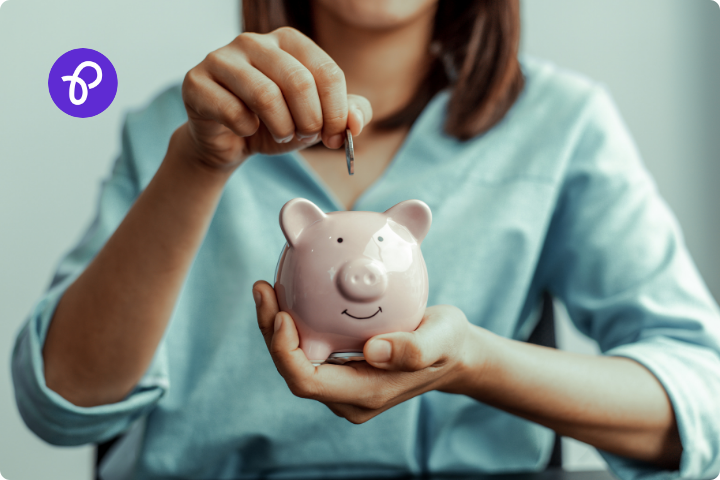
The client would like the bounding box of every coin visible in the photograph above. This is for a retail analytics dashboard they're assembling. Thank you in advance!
[344,129,354,176]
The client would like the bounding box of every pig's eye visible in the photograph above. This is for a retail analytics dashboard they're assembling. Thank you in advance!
[378,236,384,242]
[337,238,343,243]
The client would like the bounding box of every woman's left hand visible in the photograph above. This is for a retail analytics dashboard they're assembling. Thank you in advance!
[252,280,482,424]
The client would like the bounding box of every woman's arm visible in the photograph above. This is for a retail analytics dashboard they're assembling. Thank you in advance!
[253,282,681,470]
[43,128,233,407]
[43,27,371,408]
[456,326,682,469]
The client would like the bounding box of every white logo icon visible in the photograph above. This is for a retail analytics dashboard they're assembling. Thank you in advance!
[61,61,103,106]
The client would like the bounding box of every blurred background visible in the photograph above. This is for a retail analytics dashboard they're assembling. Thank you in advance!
[0,0,718,478]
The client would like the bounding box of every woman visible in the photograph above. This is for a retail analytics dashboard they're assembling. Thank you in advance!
[12,1,720,479]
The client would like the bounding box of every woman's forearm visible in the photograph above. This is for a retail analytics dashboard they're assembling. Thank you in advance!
[454,327,682,469]
[43,124,236,407]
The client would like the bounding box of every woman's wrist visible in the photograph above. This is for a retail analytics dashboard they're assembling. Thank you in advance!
[439,323,503,397]
[164,123,244,186]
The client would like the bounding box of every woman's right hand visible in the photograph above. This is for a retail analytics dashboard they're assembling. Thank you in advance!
[179,27,373,170]
[44,28,377,409]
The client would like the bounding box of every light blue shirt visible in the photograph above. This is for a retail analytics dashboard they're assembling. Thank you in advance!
[12,57,720,480]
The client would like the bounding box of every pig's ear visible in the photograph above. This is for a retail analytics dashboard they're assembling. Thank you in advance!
[280,198,327,247]
[384,200,432,244]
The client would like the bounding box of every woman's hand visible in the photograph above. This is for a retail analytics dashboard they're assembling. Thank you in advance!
[179,27,373,170]
[252,281,682,467]
[252,280,479,424]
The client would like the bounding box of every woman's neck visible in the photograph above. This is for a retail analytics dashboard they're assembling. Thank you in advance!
[311,3,436,123]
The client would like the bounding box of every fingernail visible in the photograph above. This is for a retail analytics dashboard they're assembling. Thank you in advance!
[327,133,343,148]
[273,134,294,144]
[366,339,392,363]
[253,290,261,307]
[299,133,320,144]
[274,315,283,333]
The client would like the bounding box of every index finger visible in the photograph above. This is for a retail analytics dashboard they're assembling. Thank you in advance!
[253,280,280,350]
[274,28,348,149]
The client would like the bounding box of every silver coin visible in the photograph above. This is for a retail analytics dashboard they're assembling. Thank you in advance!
[324,352,365,365]
[344,129,354,176]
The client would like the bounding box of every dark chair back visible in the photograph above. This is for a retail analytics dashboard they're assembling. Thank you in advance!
[95,435,120,479]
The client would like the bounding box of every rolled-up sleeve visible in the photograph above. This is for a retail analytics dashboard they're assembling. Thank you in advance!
[11,120,170,446]
[539,87,720,479]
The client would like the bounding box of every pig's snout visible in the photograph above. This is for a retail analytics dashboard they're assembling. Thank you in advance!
[337,258,388,302]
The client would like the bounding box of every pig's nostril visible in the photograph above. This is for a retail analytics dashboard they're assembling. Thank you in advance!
[364,273,376,285]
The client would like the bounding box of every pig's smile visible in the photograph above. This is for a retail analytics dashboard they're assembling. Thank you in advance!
[341,307,382,320]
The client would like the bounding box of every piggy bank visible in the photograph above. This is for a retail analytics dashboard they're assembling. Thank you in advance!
[274,198,432,365]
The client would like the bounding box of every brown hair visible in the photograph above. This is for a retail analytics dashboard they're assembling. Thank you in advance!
[242,0,524,141]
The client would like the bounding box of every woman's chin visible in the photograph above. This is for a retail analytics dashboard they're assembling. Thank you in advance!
[312,0,438,31]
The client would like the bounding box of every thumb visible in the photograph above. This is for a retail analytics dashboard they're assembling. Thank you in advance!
[346,94,373,137]
[364,313,448,372]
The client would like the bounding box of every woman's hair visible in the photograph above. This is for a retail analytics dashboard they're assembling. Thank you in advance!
[242,0,523,141]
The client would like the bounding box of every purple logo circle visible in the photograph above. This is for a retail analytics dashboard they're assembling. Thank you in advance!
[48,48,118,118]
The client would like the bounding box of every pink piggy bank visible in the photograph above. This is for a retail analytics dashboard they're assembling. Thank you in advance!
[274,198,432,365]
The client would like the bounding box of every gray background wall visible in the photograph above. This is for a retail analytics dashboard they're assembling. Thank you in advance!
[0,1,717,478]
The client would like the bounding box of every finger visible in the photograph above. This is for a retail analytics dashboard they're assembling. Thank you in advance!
[182,68,260,137]
[242,40,324,144]
[324,402,379,425]
[364,307,458,371]
[274,28,348,149]
[347,94,373,137]
[253,280,280,350]
[270,311,317,391]
[280,353,438,409]
[323,374,431,423]
[299,361,415,407]
[204,48,296,143]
